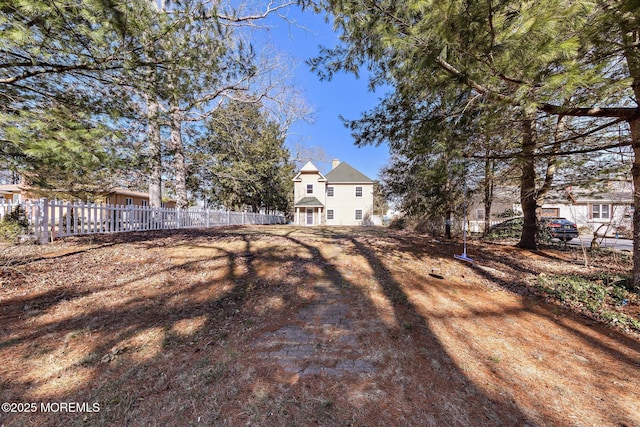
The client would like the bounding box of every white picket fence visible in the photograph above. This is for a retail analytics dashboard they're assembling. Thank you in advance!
[0,198,286,243]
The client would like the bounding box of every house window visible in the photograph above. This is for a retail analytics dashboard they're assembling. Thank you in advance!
[125,197,133,206]
[540,208,559,217]
[355,209,363,220]
[327,209,334,220]
[141,200,148,207]
[592,204,610,220]
[475,209,485,221]
[306,184,313,194]
[327,186,334,197]
[355,186,363,197]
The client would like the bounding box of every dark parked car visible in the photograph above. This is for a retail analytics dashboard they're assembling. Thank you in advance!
[488,216,579,241]
[541,217,579,241]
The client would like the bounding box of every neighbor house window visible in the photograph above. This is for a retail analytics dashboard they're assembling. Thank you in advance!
[125,197,133,206]
[327,209,334,220]
[355,186,363,197]
[141,200,148,207]
[327,186,334,197]
[476,209,485,220]
[355,209,363,220]
[306,184,313,194]
[592,204,610,220]
[540,208,559,217]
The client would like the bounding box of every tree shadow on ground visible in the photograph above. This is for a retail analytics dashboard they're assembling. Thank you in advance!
[295,226,640,426]
[276,228,534,426]
[0,226,638,426]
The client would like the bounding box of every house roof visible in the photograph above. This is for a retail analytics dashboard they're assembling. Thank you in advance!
[547,191,633,204]
[294,196,324,207]
[324,162,373,183]
[300,161,319,172]
[293,161,327,182]
[106,188,152,198]
[0,184,23,194]
[0,185,177,203]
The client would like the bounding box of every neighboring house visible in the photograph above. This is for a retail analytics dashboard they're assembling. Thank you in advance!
[469,186,521,222]
[467,186,522,232]
[0,184,22,203]
[103,188,176,208]
[467,181,633,236]
[0,185,176,208]
[541,183,633,235]
[293,160,374,226]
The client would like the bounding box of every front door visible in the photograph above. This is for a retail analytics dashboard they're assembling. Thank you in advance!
[306,208,314,225]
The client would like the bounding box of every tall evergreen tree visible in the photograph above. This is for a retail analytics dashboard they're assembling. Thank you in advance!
[191,101,293,213]
[306,0,640,289]
[0,0,151,191]
[132,0,303,208]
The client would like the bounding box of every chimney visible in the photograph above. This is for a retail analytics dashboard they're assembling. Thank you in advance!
[332,159,340,169]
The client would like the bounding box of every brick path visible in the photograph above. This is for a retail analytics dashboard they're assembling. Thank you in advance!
[252,280,375,377]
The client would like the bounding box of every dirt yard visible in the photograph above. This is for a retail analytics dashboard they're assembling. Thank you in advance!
[0,226,639,426]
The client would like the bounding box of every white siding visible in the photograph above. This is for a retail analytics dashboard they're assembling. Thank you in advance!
[542,202,633,233]
[293,173,326,206]
[293,162,374,226]
[325,183,374,225]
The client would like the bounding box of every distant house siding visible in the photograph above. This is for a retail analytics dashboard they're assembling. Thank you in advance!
[325,183,373,226]
[0,185,176,208]
[542,202,632,231]
[106,194,148,206]
[294,175,326,208]
[293,161,374,226]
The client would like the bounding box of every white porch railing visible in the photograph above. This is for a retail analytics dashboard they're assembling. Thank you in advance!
[468,220,502,233]
[0,199,286,244]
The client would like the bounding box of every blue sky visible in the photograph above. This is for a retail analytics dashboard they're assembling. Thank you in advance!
[262,7,390,180]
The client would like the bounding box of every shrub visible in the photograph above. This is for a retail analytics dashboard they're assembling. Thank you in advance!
[388,216,406,230]
[495,208,520,219]
[537,273,640,332]
[0,205,29,243]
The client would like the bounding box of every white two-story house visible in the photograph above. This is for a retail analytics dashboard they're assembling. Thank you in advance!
[293,160,374,226]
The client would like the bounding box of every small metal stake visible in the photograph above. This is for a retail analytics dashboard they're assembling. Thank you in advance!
[455,165,474,264]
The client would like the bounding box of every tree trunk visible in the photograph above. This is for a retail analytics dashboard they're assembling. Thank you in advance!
[444,151,452,239]
[537,115,564,206]
[629,117,640,291]
[147,94,162,208]
[483,151,494,235]
[623,32,640,292]
[170,108,189,209]
[518,118,538,250]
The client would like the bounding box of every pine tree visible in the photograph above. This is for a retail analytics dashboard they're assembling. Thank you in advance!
[131,0,304,209]
[306,0,640,289]
[192,101,294,213]
[0,0,152,191]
